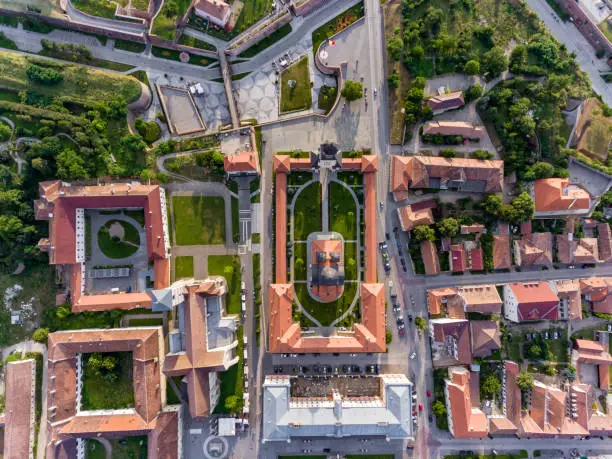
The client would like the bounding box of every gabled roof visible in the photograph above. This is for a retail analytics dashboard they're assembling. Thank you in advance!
[423,121,485,139]
[534,178,590,214]
[508,282,559,321]
[431,318,471,366]
[470,321,500,358]
[426,91,465,111]
[514,232,553,266]
[397,205,433,231]
[552,279,582,320]
[493,235,512,269]
[224,151,260,175]
[273,155,291,173]
[420,240,440,275]
[450,244,467,272]
[598,223,612,262]
[445,367,488,438]
[194,0,230,22]
[4,359,35,459]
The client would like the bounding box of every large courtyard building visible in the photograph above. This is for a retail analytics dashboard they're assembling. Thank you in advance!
[35,180,171,313]
[262,375,414,442]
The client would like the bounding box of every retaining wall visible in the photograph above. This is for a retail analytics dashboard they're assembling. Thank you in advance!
[556,0,612,58]
[226,11,292,57]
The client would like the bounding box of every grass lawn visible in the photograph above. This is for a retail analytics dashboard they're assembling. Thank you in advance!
[232,196,240,243]
[214,326,244,414]
[238,23,291,58]
[344,242,358,280]
[317,84,338,113]
[280,56,312,113]
[293,242,307,281]
[114,39,147,53]
[166,376,183,405]
[233,0,273,35]
[87,437,147,459]
[151,0,191,40]
[123,209,145,227]
[208,255,241,315]
[0,32,17,50]
[293,182,321,240]
[97,220,140,259]
[175,256,194,279]
[295,281,358,326]
[0,50,141,105]
[311,2,364,54]
[72,0,118,19]
[504,337,522,362]
[172,196,226,245]
[128,318,163,326]
[81,352,134,410]
[178,34,217,51]
[548,334,569,363]
[329,181,357,240]
[599,17,612,43]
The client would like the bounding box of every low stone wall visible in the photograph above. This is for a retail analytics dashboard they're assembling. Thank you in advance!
[226,11,292,57]
[556,0,612,58]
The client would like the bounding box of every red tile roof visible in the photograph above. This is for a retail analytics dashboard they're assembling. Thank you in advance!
[470,321,500,358]
[431,319,472,366]
[4,359,35,459]
[397,205,433,231]
[469,247,484,271]
[534,178,590,214]
[450,244,467,272]
[493,235,512,269]
[509,282,559,321]
[514,233,553,267]
[420,241,440,275]
[598,223,612,262]
[446,367,488,438]
[224,151,260,175]
[423,121,485,139]
[426,91,465,112]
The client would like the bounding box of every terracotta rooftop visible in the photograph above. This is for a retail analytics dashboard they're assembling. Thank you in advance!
[420,240,440,275]
[45,327,179,458]
[397,205,434,231]
[557,234,600,264]
[450,244,467,273]
[461,224,485,234]
[599,223,612,262]
[426,91,465,112]
[268,158,385,353]
[422,121,485,139]
[553,279,582,320]
[445,367,488,438]
[427,287,458,316]
[508,282,559,321]
[534,178,590,214]
[194,0,230,23]
[430,319,471,366]
[514,232,553,267]
[224,151,260,175]
[493,235,512,269]
[580,277,612,314]
[310,238,343,302]
[458,284,502,314]
[391,156,503,197]
[4,359,36,459]
[163,279,237,420]
[470,321,500,358]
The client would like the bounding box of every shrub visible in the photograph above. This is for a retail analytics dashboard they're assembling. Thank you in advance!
[32,328,49,343]
[471,149,493,160]
[25,63,63,85]
[439,148,456,158]
[134,118,161,144]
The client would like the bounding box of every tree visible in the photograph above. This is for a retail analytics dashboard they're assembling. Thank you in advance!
[464,60,480,76]
[481,374,501,399]
[544,364,557,376]
[516,371,534,391]
[414,316,427,330]
[471,149,493,160]
[0,122,11,141]
[437,218,459,238]
[387,36,403,62]
[32,328,49,344]
[412,225,435,242]
[526,344,542,360]
[56,148,88,180]
[525,161,555,180]
[509,192,535,223]
[411,45,424,60]
[483,194,503,216]
[341,80,363,102]
[562,366,577,382]
[439,148,456,158]
[387,69,400,89]
[482,46,508,78]
[432,400,446,417]
[224,264,234,276]
[386,331,392,344]
[224,395,240,412]
[464,84,483,102]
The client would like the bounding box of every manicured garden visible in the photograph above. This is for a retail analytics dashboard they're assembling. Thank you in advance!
[279,56,312,113]
[311,2,364,54]
[293,181,322,240]
[87,436,147,459]
[151,46,216,67]
[317,84,338,113]
[175,256,194,279]
[295,281,357,326]
[214,326,244,414]
[207,255,241,315]
[329,181,357,240]
[81,352,135,410]
[172,196,226,245]
[97,220,140,259]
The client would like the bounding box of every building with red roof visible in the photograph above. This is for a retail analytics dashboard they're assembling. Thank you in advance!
[397,204,434,231]
[503,282,559,322]
[429,318,471,367]
[572,339,612,391]
[45,327,180,458]
[489,361,521,436]
[426,91,465,115]
[268,154,386,353]
[445,367,487,438]
[580,277,612,314]
[422,121,485,140]
[533,178,591,217]
[35,181,170,313]
[514,232,553,267]
[224,151,260,175]
[427,284,502,318]
[2,359,36,459]
[420,240,440,275]
[194,0,231,28]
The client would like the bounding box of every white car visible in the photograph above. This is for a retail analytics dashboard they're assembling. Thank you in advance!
[410,352,416,360]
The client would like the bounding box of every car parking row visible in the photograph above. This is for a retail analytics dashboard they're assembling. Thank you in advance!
[272,363,381,375]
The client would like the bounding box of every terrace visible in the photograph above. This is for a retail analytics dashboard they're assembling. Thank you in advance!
[289,375,381,399]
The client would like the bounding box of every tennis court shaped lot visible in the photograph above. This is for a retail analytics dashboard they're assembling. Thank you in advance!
[157,85,206,135]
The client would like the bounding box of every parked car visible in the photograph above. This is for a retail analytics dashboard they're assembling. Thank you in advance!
[426,390,431,397]
[410,352,416,360]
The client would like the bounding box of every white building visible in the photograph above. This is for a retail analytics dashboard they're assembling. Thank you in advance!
[194,0,231,28]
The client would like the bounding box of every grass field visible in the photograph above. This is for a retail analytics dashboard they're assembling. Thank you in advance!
[178,34,217,51]
[295,281,357,326]
[599,17,612,43]
[114,39,147,53]
[293,181,321,240]
[329,181,357,240]
[81,352,134,410]
[72,0,118,19]
[0,50,141,105]
[208,255,241,315]
[233,0,273,35]
[311,2,364,54]
[172,196,226,245]
[151,46,216,67]
[87,437,147,459]
[238,23,291,58]
[128,317,163,326]
[175,256,194,279]
[280,56,312,113]
[97,220,140,259]
[293,242,307,281]
[232,196,240,243]
[344,242,358,280]
[151,0,191,40]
